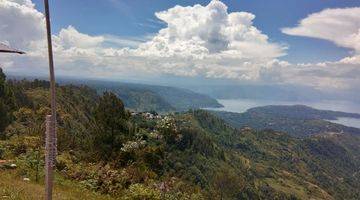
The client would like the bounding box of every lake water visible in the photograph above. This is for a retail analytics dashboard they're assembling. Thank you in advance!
[207,98,360,128]
[328,117,360,129]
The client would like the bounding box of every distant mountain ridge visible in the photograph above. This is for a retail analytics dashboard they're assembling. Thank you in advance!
[246,105,360,120]
[6,76,223,112]
[212,105,360,137]
[189,84,360,103]
[87,81,223,112]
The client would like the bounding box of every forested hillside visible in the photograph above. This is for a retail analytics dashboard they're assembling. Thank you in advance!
[84,81,222,112]
[213,105,360,137]
[0,70,359,199]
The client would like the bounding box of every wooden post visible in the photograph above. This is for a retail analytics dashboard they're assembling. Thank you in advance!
[44,0,57,199]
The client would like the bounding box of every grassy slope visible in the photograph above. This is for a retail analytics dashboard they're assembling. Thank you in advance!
[0,171,113,200]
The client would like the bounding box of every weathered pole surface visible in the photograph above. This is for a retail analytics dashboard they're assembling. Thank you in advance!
[44,0,56,199]
[45,115,55,199]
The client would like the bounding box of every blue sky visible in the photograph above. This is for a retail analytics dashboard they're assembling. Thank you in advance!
[31,0,359,63]
[1,0,360,91]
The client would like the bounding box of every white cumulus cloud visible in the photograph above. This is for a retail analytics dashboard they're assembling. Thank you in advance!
[0,0,359,91]
[282,7,360,64]
[138,0,285,59]
[0,0,287,81]
[280,7,360,90]
[0,0,44,49]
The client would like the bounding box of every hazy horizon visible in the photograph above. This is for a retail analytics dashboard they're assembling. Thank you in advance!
[1,0,360,99]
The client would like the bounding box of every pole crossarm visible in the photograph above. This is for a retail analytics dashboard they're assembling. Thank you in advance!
[0,43,25,54]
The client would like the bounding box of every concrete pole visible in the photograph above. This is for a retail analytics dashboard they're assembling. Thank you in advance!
[45,115,54,199]
[44,0,56,199]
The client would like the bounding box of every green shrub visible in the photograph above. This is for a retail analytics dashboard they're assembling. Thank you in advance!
[123,184,161,200]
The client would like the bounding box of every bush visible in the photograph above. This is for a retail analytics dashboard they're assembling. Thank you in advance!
[15,149,44,182]
[123,184,161,200]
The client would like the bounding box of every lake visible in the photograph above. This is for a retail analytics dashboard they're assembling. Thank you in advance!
[328,117,360,129]
[207,98,360,128]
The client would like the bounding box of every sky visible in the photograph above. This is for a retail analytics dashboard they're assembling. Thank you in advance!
[1,0,360,92]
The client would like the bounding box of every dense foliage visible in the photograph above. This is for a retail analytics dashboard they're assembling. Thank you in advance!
[93,92,134,161]
[0,71,359,199]
[0,68,16,134]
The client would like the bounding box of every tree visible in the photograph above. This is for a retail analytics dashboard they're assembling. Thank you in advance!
[213,167,244,200]
[0,68,16,135]
[93,92,130,160]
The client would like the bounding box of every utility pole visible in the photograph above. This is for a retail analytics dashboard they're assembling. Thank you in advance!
[44,0,57,199]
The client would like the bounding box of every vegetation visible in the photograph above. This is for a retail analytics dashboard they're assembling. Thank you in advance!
[92,92,133,161]
[0,171,114,200]
[243,105,360,120]
[212,105,360,137]
[91,81,222,112]
[0,70,359,199]
[0,68,16,134]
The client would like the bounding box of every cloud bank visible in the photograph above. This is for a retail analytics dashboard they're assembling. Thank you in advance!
[0,0,359,91]
[282,7,360,90]
[282,7,360,64]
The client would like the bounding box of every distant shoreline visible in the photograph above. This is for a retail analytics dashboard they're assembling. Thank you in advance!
[208,98,360,114]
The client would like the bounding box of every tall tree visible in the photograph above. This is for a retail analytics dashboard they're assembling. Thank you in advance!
[0,68,15,134]
[93,92,130,160]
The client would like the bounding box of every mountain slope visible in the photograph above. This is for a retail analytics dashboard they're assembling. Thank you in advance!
[212,105,360,137]
[1,77,359,199]
[99,85,175,112]
[83,81,222,112]
[244,105,360,120]
[190,110,360,199]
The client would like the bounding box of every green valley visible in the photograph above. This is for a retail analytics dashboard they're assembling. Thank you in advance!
[0,71,359,199]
